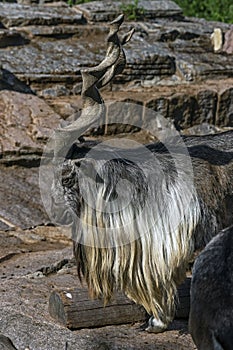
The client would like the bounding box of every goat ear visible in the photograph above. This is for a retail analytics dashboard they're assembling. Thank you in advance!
[121,28,135,45]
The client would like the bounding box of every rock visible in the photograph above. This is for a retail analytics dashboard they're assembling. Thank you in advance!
[18,0,66,4]
[11,225,71,245]
[105,99,143,134]
[195,90,218,125]
[0,33,103,93]
[0,231,23,255]
[0,29,29,48]
[210,28,223,52]
[147,90,218,131]
[144,97,175,137]
[47,80,233,134]
[0,90,61,160]
[167,94,196,130]
[0,11,232,94]
[217,88,233,127]
[182,123,223,136]
[143,87,232,131]
[0,221,12,231]
[139,18,232,82]
[76,0,183,23]
[0,335,18,350]
[46,97,81,119]
[0,8,232,350]
[0,166,49,229]
[0,68,33,94]
[144,97,174,133]
[40,85,70,98]
[138,18,231,82]
[137,0,183,19]
[121,41,176,82]
[0,3,84,28]
[0,25,177,92]
[0,306,195,350]
[26,271,44,279]
[0,228,196,350]
[223,26,233,54]
[146,97,169,117]
[175,51,233,81]
[168,90,218,129]
[0,239,72,277]
[75,1,120,22]
[0,226,71,265]
[16,22,107,38]
[139,17,230,37]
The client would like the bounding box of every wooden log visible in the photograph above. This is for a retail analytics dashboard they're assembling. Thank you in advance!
[49,288,147,329]
[49,277,191,329]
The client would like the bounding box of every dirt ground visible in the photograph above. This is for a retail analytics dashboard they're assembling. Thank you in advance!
[0,224,197,350]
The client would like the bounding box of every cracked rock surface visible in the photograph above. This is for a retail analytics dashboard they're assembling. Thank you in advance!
[0,1,232,95]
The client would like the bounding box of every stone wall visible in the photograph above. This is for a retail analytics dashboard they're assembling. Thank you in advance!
[0,0,233,160]
[0,1,232,93]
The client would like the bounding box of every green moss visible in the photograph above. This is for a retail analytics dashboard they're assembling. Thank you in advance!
[175,0,233,23]
[66,0,233,23]
[120,0,145,21]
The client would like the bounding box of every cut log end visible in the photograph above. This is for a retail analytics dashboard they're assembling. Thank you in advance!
[49,288,147,329]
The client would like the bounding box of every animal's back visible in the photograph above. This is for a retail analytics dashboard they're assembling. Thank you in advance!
[183,131,233,248]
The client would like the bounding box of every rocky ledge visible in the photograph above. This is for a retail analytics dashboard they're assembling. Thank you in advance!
[0,1,232,151]
[0,0,233,96]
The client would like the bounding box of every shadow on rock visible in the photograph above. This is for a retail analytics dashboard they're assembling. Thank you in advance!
[0,67,34,94]
[0,334,18,350]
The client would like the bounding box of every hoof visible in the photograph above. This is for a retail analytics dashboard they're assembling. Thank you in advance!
[145,316,168,333]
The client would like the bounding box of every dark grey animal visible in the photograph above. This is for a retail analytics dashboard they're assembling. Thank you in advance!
[51,14,233,333]
[189,226,233,350]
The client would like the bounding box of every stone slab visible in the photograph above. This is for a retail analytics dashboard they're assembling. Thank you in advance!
[0,90,61,159]
[15,23,107,37]
[217,88,233,127]
[0,245,72,278]
[0,3,84,28]
[0,27,177,92]
[173,48,233,81]
[0,33,105,90]
[0,166,49,229]
[0,28,29,48]
[45,81,233,136]
[139,17,231,36]
[223,27,233,54]
[76,0,182,22]
[0,14,232,93]
[0,67,34,93]
[0,220,11,231]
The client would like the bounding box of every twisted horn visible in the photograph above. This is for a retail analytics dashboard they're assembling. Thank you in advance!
[53,14,134,158]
